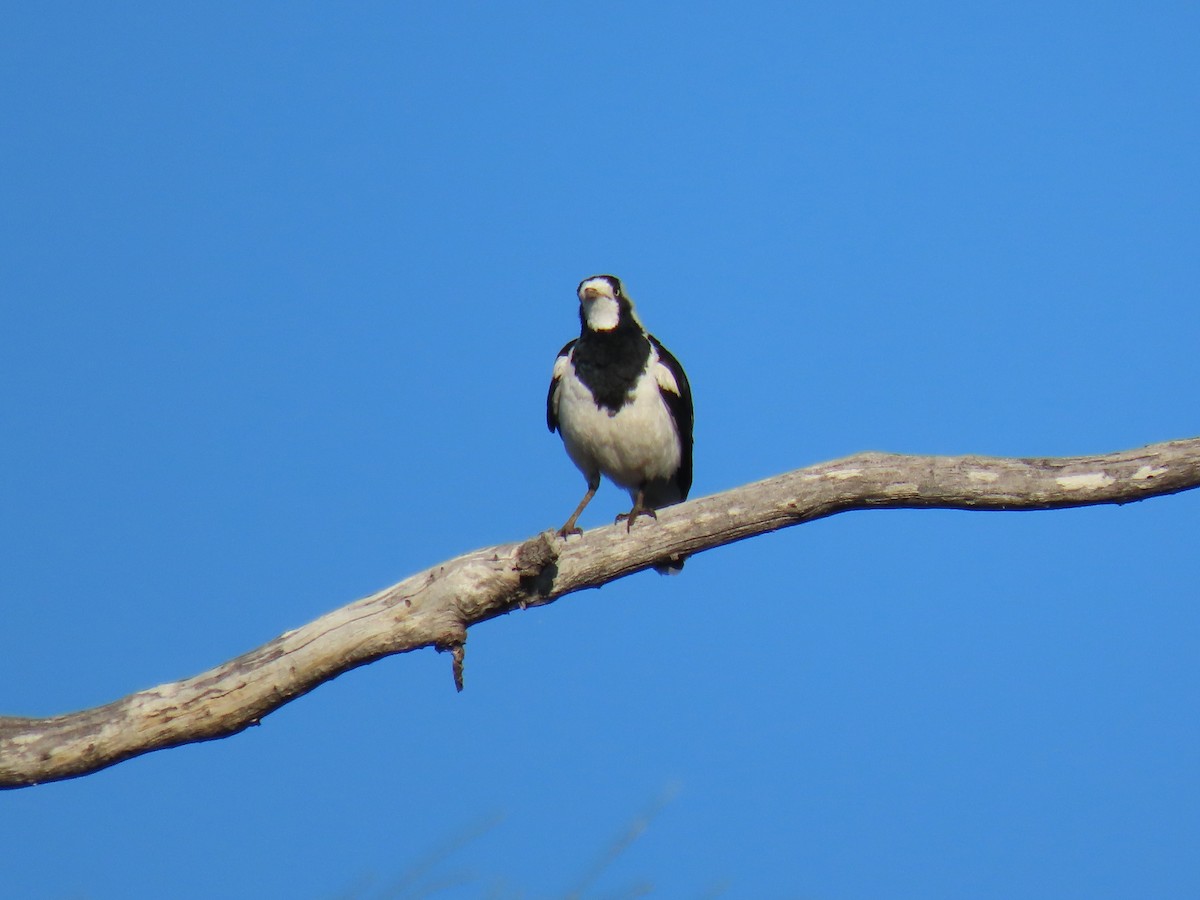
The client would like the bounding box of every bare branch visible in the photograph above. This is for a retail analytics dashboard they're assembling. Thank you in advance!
[3,437,1198,789]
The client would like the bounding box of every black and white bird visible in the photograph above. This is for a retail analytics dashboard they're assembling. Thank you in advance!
[546,275,693,569]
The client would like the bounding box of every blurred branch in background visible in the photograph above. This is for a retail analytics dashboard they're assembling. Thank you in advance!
[333,790,690,899]
[2,437,1198,789]
[565,781,681,899]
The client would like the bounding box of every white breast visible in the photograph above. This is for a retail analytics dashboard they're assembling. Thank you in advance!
[555,361,681,496]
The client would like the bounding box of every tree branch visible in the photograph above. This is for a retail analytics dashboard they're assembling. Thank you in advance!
[3,437,1198,789]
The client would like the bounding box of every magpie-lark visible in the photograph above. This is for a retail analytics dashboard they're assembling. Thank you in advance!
[546,275,694,570]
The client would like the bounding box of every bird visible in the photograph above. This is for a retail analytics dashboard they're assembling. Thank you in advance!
[546,274,694,571]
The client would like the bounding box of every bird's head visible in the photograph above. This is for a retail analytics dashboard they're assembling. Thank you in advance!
[577,274,639,332]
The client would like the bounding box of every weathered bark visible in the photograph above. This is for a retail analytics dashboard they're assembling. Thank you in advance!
[3,437,1198,789]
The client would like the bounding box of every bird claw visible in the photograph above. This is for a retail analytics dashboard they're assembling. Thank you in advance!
[556,524,583,539]
[615,506,657,532]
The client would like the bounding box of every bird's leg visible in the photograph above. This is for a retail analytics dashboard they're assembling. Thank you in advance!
[558,477,599,537]
[616,487,657,532]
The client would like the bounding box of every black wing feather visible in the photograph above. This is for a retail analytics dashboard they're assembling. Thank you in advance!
[546,339,577,433]
[648,334,694,499]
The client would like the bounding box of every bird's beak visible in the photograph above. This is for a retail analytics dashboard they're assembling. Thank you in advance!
[580,286,602,301]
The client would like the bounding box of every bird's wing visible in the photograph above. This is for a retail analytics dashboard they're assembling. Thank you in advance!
[648,335,694,498]
[546,339,577,433]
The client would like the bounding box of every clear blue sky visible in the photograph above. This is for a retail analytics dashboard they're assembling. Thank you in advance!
[2,4,1197,897]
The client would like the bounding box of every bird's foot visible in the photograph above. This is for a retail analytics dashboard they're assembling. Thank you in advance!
[616,506,657,532]
[556,484,598,541]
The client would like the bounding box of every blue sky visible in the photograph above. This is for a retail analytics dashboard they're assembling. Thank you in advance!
[2,3,1197,897]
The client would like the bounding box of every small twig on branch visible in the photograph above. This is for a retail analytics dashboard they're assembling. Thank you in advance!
[2,437,1198,789]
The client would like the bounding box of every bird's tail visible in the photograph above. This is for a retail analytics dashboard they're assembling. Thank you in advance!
[653,556,686,576]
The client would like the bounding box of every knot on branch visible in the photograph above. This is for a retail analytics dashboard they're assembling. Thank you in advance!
[511,532,559,602]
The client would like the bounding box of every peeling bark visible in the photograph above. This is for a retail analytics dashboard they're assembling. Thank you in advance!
[2,437,1198,788]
